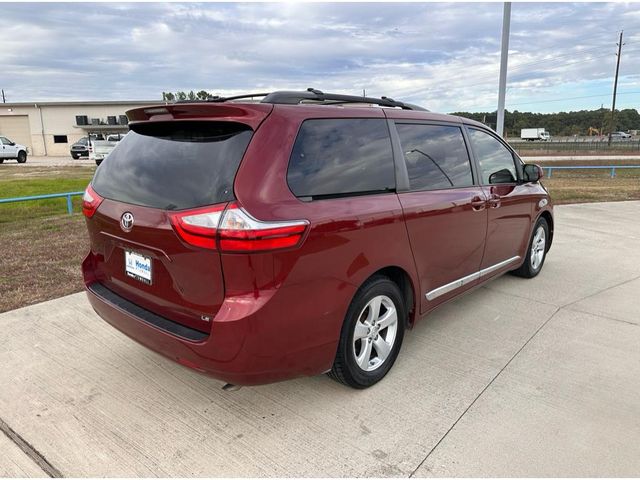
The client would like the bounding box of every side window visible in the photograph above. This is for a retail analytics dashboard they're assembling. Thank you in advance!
[468,128,517,184]
[0,137,8,145]
[287,118,395,198]
[396,124,473,191]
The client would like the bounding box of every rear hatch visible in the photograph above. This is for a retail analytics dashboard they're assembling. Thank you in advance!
[86,106,270,334]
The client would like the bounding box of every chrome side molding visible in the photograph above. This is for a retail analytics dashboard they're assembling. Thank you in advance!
[425,256,521,301]
[479,255,521,278]
[425,271,479,301]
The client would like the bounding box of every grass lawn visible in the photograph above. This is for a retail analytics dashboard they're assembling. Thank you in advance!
[0,214,88,313]
[536,160,640,204]
[0,162,639,312]
[0,166,94,312]
[0,166,95,223]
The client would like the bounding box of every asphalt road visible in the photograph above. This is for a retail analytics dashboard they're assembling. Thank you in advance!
[1,201,639,476]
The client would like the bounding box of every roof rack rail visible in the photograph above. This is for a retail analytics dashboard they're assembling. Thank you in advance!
[261,88,428,111]
[172,89,428,111]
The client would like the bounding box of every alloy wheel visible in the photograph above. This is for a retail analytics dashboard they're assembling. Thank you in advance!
[530,225,546,270]
[352,295,398,372]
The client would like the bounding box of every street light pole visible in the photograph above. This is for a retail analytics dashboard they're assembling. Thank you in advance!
[496,2,511,138]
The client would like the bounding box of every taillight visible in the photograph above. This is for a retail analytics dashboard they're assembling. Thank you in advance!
[168,204,226,250]
[218,203,308,252]
[82,184,103,218]
[169,202,309,252]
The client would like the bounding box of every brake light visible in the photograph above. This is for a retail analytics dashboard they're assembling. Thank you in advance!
[82,184,103,218]
[168,202,309,252]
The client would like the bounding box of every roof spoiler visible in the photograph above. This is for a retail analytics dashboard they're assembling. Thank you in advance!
[125,103,273,130]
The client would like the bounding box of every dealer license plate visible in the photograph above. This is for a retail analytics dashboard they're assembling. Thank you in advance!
[125,250,152,285]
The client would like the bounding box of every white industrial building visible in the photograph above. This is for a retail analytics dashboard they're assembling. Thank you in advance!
[0,100,157,156]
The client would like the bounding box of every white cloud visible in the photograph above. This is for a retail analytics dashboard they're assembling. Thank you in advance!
[1,2,639,113]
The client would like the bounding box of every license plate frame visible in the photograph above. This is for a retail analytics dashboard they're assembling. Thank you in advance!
[124,250,152,285]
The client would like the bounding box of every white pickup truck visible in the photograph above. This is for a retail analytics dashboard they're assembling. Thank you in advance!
[90,133,126,165]
[0,135,28,163]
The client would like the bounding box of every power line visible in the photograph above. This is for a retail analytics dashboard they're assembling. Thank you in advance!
[423,47,640,98]
[408,42,632,97]
[467,90,640,111]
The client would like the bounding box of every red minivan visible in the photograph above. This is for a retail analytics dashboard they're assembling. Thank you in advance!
[82,90,553,388]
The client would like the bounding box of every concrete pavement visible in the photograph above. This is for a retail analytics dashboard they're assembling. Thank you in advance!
[1,201,639,476]
[1,156,94,167]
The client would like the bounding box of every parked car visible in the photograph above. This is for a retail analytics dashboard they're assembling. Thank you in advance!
[610,131,632,140]
[0,136,28,163]
[90,133,126,165]
[70,137,91,159]
[82,90,553,389]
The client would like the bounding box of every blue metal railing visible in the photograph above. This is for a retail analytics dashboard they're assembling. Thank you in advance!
[544,165,640,178]
[1,166,639,214]
[0,191,85,214]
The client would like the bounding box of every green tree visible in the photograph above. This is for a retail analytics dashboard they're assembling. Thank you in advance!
[450,108,640,136]
[196,90,212,100]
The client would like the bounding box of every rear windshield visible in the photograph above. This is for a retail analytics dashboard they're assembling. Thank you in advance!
[92,121,252,210]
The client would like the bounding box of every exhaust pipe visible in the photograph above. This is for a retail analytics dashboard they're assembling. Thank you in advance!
[222,383,242,392]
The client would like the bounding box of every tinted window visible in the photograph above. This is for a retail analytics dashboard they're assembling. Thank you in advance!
[396,124,473,190]
[92,121,252,210]
[468,128,517,184]
[287,119,394,198]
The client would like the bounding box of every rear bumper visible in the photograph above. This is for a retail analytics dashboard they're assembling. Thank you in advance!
[83,255,347,386]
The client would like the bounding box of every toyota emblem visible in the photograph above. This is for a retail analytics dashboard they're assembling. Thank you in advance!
[120,212,134,232]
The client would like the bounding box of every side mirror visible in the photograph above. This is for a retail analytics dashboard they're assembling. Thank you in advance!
[489,168,516,184]
[9,142,15,146]
[523,163,544,182]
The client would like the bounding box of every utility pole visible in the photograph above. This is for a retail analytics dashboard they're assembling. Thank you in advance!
[496,2,511,138]
[608,30,624,146]
[1,89,5,103]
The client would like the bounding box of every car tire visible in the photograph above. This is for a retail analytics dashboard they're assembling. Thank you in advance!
[329,275,406,389]
[17,151,27,163]
[512,217,549,278]
[71,154,79,159]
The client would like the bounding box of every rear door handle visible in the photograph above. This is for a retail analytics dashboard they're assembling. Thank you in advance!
[487,194,501,208]
[471,196,486,211]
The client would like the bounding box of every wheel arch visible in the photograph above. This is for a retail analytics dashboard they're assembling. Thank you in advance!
[367,266,417,328]
[538,209,554,250]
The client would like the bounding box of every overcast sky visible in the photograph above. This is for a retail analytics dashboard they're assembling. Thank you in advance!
[1,2,639,113]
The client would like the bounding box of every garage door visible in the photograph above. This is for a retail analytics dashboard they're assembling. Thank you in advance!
[0,115,32,153]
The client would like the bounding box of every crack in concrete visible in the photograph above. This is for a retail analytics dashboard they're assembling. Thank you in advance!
[409,273,640,477]
[0,417,63,478]
[408,306,562,477]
